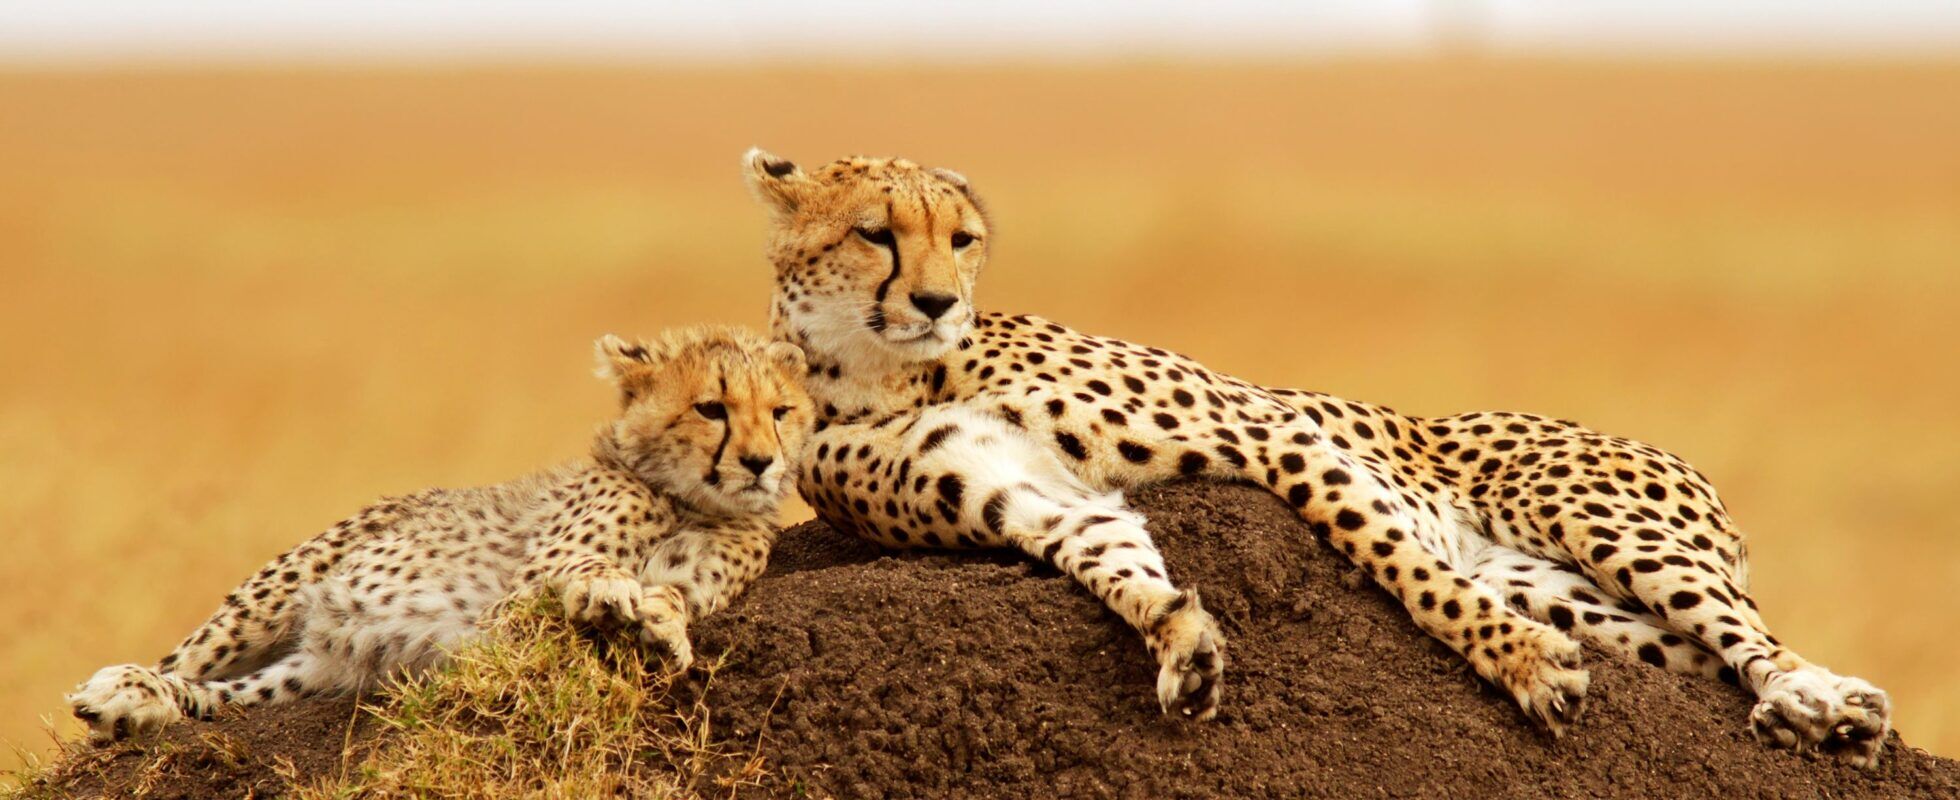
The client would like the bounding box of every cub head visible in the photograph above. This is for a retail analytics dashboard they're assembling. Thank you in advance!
[744,148,990,367]
[593,327,813,517]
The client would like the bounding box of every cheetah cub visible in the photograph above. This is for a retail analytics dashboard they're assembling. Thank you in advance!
[68,327,813,744]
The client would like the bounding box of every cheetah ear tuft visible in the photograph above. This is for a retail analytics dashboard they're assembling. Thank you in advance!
[763,340,806,376]
[594,334,654,382]
[743,147,812,216]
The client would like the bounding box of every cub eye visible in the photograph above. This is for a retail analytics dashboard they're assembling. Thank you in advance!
[950,231,975,249]
[772,406,791,420]
[855,226,895,246]
[694,401,726,420]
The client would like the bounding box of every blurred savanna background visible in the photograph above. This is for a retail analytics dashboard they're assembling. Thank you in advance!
[3,1,1958,777]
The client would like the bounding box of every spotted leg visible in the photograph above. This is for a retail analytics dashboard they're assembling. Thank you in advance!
[69,652,331,744]
[629,521,780,672]
[1245,424,1591,735]
[1469,545,1726,679]
[800,406,1225,720]
[1556,514,1891,767]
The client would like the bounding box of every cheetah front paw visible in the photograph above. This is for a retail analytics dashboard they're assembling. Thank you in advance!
[1147,589,1226,721]
[66,665,183,745]
[559,574,644,628]
[634,586,694,673]
[1495,625,1590,737]
[637,614,695,673]
[1751,668,1891,768]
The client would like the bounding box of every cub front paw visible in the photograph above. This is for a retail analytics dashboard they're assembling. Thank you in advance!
[67,665,183,745]
[1147,589,1226,721]
[636,586,694,672]
[559,575,644,628]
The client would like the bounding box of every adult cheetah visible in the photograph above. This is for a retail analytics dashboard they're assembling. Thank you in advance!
[68,327,813,743]
[742,149,1892,766]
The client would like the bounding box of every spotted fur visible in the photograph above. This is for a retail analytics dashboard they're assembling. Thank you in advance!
[742,149,1892,766]
[67,328,814,744]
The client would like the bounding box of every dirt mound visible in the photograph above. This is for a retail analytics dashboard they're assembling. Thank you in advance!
[697,481,1958,799]
[20,481,1958,799]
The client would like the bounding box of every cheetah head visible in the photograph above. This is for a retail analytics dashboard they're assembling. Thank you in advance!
[593,327,814,517]
[744,149,990,370]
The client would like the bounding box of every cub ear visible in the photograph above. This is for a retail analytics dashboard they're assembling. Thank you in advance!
[763,340,807,377]
[756,341,803,378]
[743,147,813,216]
[593,333,654,382]
[929,167,970,190]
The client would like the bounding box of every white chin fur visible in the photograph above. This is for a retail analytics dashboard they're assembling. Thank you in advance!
[791,297,968,370]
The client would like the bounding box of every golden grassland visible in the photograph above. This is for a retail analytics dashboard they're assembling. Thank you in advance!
[0,60,1956,774]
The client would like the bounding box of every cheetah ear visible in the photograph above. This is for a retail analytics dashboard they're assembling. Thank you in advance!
[743,147,812,216]
[763,340,806,377]
[931,165,989,219]
[594,334,654,382]
[930,167,969,190]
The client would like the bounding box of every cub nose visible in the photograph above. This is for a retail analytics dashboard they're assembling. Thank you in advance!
[738,455,774,476]
[909,292,958,320]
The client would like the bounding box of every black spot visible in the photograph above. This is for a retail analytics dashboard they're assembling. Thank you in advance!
[1056,432,1089,460]
[935,474,965,507]
[1086,379,1113,396]
[1215,444,1247,468]
[1322,468,1352,485]
[1371,541,1395,557]
[1280,453,1306,474]
[1287,483,1311,507]
[1441,599,1463,620]
[1637,643,1667,668]
[917,424,959,454]
[1118,441,1154,463]
[762,158,797,177]
[1631,559,1662,573]
[1178,451,1209,476]
[1669,591,1703,610]
[1335,508,1366,531]
[1172,389,1195,407]
[1547,605,1575,631]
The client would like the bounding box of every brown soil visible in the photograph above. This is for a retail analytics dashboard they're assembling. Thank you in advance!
[20,480,1959,798]
[17,695,373,799]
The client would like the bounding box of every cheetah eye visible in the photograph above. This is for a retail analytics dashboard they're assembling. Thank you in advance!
[950,231,975,249]
[694,401,726,420]
[855,226,895,246]
[772,406,791,420]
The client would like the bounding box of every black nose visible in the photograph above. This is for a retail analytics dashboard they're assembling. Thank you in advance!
[739,455,774,476]
[910,292,958,320]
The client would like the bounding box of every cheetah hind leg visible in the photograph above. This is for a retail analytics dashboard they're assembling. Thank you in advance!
[1750,667,1891,768]
[67,664,202,744]
[69,651,330,744]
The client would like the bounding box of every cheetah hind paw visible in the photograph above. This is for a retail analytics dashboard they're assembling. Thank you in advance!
[66,665,183,745]
[1151,589,1226,721]
[1751,668,1891,768]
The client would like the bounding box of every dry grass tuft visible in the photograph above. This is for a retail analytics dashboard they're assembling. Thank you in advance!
[300,594,758,800]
